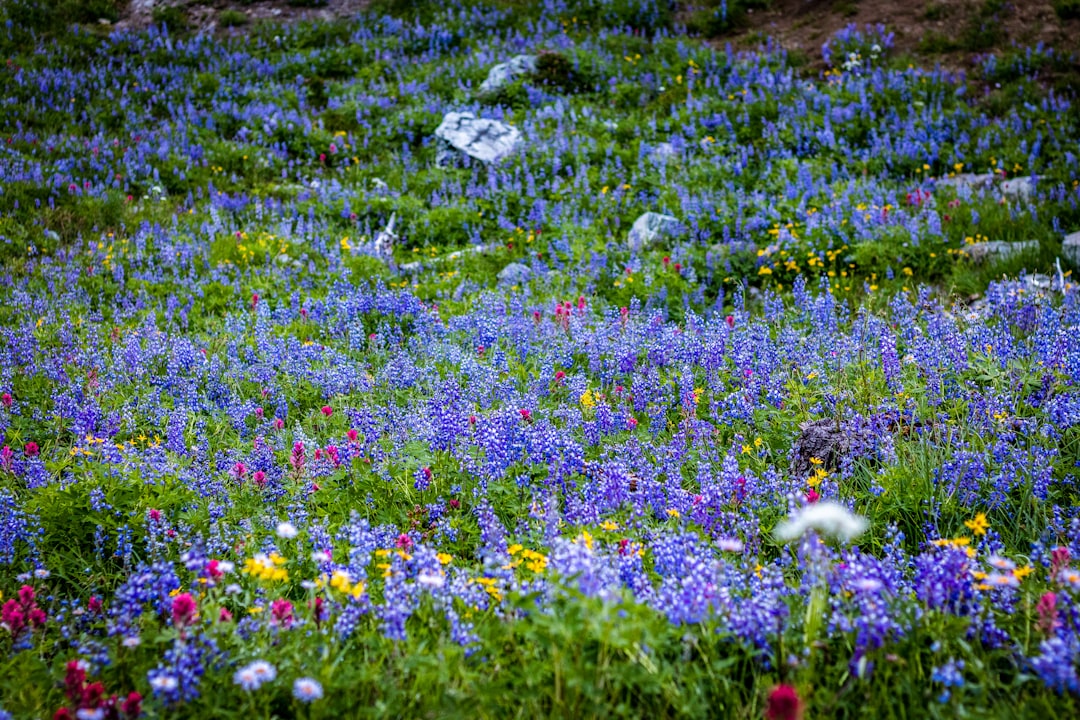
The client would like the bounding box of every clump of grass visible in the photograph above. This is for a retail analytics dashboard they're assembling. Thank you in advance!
[219,9,248,28]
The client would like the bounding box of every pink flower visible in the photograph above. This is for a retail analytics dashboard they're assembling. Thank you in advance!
[252,470,267,488]
[271,598,294,627]
[320,405,333,417]
[273,418,285,431]
[395,533,413,551]
[24,441,39,456]
[765,685,803,720]
[255,407,264,418]
[87,596,102,613]
[219,608,233,623]
[519,408,532,423]
[627,417,638,429]
[725,315,735,328]
[1037,591,1059,633]
[148,508,162,522]
[1,392,11,407]
[554,371,566,383]
[232,462,247,480]
[347,429,359,443]
[806,488,820,504]
[250,293,259,310]
[121,692,142,718]
[171,593,197,628]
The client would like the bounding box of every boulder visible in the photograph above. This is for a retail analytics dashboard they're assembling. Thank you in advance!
[497,262,532,287]
[935,173,995,192]
[626,212,683,251]
[373,213,397,260]
[962,240,1038,264]
[434,112,521,166]
[479,55,537,94]
[789,418,865,481]
[649,142,679,161]
[1001,176,1037,201]
[1063,231,1080,268]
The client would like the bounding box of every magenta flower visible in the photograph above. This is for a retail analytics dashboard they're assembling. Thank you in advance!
[171,593,197,628]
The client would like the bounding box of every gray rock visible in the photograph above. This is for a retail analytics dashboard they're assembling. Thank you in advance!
[373,213,397,260]
[936,173,995,192]
[1063,231,1080,267]
[789,418,870,481]
[649,142,679,161]
[479,55,537,94]
[497,262,532,286]
[434,112,521,166]
[1002,176,1037,201]
[627,212,684,251]
[962,240,1038,264]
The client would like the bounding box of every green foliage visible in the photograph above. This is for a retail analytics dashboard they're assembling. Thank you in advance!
[151,6,189,34]
[219,9,249,28]
[1053,0,1080,20]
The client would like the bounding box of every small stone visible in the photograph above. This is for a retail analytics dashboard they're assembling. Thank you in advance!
[1063,231,1080,267]
[935,173,995,191]
[962,240,1039,264]
[1001,176,1036,201]
[373,213,397,260]
[626,212,683,252]
[649,142,679,161]
[434,112,521,166]
[497,262,532,287]
[479,55,537,94]
[790,418,864,480]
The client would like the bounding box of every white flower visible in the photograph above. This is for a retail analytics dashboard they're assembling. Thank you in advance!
[233,666,259,691]
[122,636,141,648]
[150,675,178,693]
[774,501,868,543]
[852,578,883,593]
[718,537,744,553]
[312,550,331,564]
[217,560,235,574]
[293,677,324,703]
[235,660,277,691]
[417,570,445,589]
[276,521,298,539]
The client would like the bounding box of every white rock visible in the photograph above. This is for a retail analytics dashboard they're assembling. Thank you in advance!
[374,213,397,260]
[434,112,521,166]
[479,55,537,94]
[497,262,532,286]
[936,173,995,191]
[1063,231,1080,267]
[626,212,683,252]
[1002,176,1037,201]
[962,240,1038,264]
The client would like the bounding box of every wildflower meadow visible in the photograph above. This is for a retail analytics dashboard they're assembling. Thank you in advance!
[2,0,1080,717]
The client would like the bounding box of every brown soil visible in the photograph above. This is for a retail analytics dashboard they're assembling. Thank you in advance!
[726,0,1077,66]
[115,0,369,31]
[113,0,1079,63]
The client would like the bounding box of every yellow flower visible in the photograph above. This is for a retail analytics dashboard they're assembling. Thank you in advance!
[666,508,680,519]
[579,389,596,409]
[964,514,989,536]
